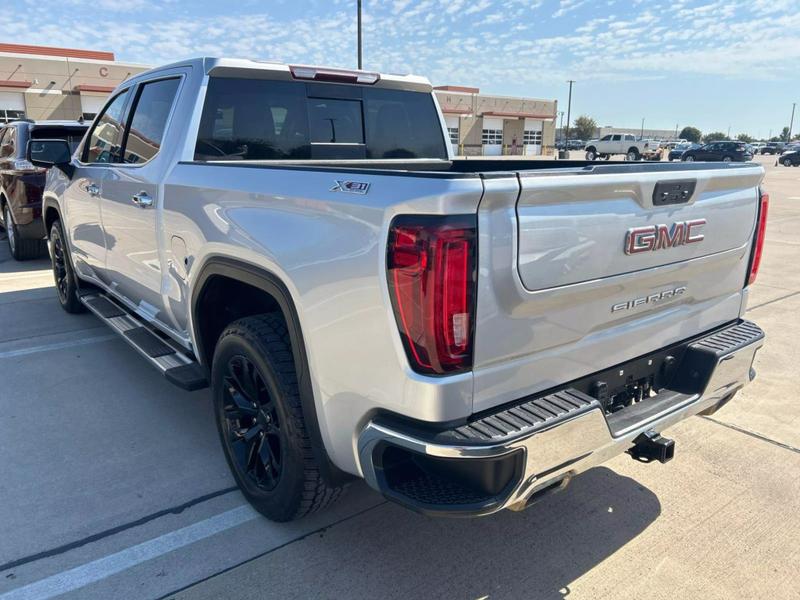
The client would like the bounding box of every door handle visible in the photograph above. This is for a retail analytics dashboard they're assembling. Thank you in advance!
[84,182,100,197]
[131,191,154,208]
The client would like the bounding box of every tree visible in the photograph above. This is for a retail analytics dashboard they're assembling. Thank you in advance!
[679,126,702,143]
[704,131,728,142]
[571,115,597,141]
[779,126,791,142]
[736,133,754,143]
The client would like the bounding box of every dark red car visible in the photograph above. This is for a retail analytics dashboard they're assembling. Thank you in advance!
[0,120,88,260]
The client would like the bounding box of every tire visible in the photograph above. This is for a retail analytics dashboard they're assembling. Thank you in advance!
[585,148,597,161]
[49,220,85,313]
[4,204,45,261]
[722,156,733,162]
[683,154,695,162]
[626,148,640,161]
[212,313,342,522]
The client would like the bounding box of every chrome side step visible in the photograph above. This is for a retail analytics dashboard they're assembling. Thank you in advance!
[80,293,208,391]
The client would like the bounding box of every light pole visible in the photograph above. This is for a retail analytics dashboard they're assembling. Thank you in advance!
[558,110,564,144]
[640,117,645,139]
[565,80,575,150]
[357,0,363,69]
[789,102,796,142]
[674,123,679,140]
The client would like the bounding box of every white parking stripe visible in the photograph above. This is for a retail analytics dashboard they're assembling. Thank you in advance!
[0,335,117,360]
[0,505,259,600]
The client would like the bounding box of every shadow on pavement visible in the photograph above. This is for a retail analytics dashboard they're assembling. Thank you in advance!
[183,466,661,600]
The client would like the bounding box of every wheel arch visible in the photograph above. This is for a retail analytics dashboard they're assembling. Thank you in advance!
[190,256,352,486]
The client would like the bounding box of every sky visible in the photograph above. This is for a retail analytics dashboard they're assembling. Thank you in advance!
[6,0,800,138]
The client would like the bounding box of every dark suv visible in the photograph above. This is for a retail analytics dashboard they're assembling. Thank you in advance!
[0,120,88,259]
[681,141,753,163]
[761,142,784,155]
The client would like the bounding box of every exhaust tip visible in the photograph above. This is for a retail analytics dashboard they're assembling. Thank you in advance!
[627,430,675,464]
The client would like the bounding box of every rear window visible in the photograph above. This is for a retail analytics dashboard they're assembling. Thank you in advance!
[31,127,89,152]
[195,77,447,161]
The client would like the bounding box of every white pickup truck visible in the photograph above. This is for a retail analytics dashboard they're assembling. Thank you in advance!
[585,133,662,161]
[31,58,767,521]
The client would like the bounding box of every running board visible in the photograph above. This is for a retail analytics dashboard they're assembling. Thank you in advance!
[80,293,208,391]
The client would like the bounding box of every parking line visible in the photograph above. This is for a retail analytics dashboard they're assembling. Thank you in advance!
[0,505,259,600]
[0,335,117,360]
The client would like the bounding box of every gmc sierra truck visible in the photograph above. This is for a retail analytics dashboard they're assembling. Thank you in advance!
[584,134,662,161]
[31,58,768,522]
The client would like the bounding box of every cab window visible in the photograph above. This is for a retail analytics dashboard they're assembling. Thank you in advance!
[120,78,181,164]
[611,134,621,141]
[600,135,612,141]
[83,89,131,164]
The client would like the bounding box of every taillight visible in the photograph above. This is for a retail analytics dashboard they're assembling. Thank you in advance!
[748,190,769,285]
[387,215,477,375]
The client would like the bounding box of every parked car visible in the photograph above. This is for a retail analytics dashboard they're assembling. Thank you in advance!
[779,149,800,166]
[761,142,785,155]
[584,134,660,161]
[681,141,753,162]
[668,142,700,161]
[0,120,89,259]
[750,142,766,154]
[33,57,768,521]
[568,139,585,150]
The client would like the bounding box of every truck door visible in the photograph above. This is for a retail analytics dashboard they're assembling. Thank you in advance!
[611,134,623,153]
[99,75,182,324]
[65,87,132,280]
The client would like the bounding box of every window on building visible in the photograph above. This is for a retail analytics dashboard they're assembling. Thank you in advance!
[0,109,25,124]
[447,127,459,144]
[523,130,542,145]
[482,129,502,145]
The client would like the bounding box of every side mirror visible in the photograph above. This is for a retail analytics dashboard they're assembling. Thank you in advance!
[27,139,72,169]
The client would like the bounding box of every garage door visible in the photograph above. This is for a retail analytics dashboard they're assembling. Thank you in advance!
[482,116,503,156]
[444,115,460,156]
[0,91,26,123]
[523,118,543,156]
[80,95,108,120]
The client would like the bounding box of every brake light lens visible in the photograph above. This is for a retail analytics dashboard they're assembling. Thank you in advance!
[387,215,477,375]
[289,65,380,85]
[748,190,769,285]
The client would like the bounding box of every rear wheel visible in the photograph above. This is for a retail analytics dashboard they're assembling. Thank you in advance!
[212,313,342,522]
[49,220,84,313]
[4,204,45,261]
[683,154,695,162]
[626,148,640,161]
[722,156,733,162]
[585,148,597,161]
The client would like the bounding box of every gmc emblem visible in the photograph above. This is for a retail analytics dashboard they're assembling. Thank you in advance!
[624,219,706,255]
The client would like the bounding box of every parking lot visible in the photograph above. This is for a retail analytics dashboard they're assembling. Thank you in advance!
[0,154,798,600]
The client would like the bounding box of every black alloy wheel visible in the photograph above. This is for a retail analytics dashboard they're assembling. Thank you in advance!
[51,229,69,303]
[221,354,283,491]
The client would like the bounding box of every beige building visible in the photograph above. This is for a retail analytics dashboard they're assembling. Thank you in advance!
[434,85,557,156]
[0,43,148,123]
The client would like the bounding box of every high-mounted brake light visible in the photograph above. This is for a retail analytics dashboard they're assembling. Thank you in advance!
[289,65,380,85]
[747,189,769,285]
[387,215,477,375]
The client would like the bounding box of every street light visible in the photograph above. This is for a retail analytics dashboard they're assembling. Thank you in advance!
[558,110,564,144]
[357,0,363,69]
[640,117,645,139]
[564,80,575,151]
[789,102,796,142]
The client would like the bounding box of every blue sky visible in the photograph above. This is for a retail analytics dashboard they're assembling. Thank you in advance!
[7,0,800,137]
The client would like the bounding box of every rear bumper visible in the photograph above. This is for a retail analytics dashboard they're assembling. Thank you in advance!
[357,320,764,517]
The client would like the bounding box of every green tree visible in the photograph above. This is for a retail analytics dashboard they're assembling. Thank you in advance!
[704,131,728,142]
[736,133,754,143]
[679,126,702,143]
[779,126,791,142]
[571,115,597,141]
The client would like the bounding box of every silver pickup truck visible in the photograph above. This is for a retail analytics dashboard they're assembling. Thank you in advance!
[31,58,768,522]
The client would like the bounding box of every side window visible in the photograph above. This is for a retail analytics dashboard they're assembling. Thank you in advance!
[600,135,612,141]
[121,78,181,164]
[0,126,16,158]
[625,135,635,141]
[611,134,621,141]
[83,89,131,164]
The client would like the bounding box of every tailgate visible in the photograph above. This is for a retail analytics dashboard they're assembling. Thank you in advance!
[472,163,764,413]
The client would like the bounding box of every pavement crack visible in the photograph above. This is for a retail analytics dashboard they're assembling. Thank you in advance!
[701,416,800,455]
[155,499,389,600]
[746,290,800,312]
[0,487,238,574]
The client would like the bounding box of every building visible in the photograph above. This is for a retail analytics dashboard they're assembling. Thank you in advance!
[434,86,557,156]
[0,43,148,123]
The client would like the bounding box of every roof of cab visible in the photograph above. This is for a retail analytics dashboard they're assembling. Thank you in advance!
[123,57,433,93]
